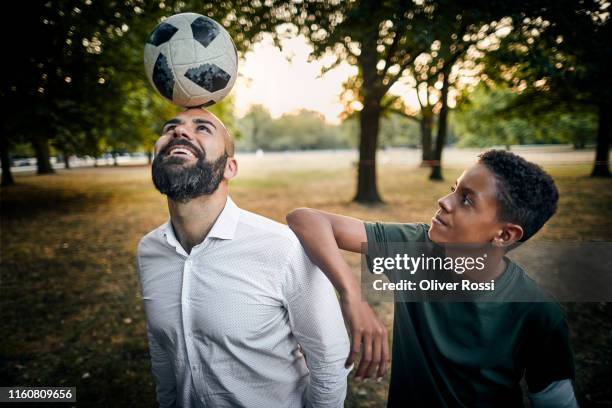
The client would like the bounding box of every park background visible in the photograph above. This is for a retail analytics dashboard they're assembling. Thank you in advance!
[1,0,611,407]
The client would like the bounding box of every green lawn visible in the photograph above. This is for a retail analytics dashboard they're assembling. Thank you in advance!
[1,158,611,407]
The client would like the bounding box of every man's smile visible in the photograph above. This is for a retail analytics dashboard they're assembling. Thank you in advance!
[168,146,197,158]
[160,139,203,160]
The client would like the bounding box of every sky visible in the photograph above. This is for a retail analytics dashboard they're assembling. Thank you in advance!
[231,33,419,125]
[232,34,428,124]
[232,33,357,124]
[229,24,513,124]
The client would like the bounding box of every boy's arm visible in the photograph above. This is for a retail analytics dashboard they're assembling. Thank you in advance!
[286,208,389,380]
[525,318,577,407]
[528,379,578,408]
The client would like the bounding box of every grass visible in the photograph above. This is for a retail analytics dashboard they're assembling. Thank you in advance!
[1,157,611,407]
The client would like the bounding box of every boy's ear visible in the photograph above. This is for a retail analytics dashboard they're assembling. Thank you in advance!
[492,223,524,248]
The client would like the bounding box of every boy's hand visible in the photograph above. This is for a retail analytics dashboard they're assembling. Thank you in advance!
[341,294,390,381]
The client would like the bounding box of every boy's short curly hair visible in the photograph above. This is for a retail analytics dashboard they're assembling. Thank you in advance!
[478,150,558,242]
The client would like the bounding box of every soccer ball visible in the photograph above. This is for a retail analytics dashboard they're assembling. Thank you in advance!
[144,13,238,108]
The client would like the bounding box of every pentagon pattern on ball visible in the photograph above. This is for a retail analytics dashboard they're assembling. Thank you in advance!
[146,22,178,46]
[143,12,238,107]
[185,64,231,93]
[152,54,175,100]
[191,17,219,48]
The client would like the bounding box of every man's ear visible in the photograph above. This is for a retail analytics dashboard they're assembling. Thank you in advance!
[492,223,523,248]
[224,157,238,180]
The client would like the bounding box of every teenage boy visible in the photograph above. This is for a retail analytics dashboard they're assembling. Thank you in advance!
[287,150,578,407]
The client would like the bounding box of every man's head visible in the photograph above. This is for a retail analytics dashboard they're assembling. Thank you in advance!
[429,150,558,247]
[152,108,237,202]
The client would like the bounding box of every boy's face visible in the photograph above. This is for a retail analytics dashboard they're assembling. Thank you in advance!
[429,164,505,244]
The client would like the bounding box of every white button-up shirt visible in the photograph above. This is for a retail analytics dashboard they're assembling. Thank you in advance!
[136,197,350,408]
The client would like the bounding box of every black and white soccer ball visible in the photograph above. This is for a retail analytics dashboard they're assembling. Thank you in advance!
[144,13,238,108]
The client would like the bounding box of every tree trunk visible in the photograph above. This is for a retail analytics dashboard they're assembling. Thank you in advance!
[420,107,434,167]
[573,138,586,150]
[0,135,14,186]
[147,150,153,165]
[430,70,450,181]
[63,152,70,169]
[354,27,383,204]
[32,136,55,174]
[112,151,118,166]
[354,96,383,203]
[591,101,611,177]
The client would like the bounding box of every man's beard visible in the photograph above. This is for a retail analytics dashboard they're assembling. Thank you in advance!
[152,139,228,203]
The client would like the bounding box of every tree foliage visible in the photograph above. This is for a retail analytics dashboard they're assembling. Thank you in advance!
[480,0,611,176]
[453,84,597,148]
[0,0,280,184]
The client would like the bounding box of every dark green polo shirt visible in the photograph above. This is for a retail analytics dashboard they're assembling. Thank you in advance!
[364,222,575,408]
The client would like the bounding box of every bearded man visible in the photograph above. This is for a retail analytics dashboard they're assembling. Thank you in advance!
[136,108,350,408]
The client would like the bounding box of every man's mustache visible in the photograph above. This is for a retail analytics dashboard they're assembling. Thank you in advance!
[158,139,204,159]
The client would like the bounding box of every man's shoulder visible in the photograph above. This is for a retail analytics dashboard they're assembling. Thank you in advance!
[237,209,299,246]
[137,222,168,256]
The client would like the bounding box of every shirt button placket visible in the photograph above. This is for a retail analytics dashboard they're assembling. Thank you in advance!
[180,257,204,400]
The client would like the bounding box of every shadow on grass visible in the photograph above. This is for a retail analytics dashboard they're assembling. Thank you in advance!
[1,165,611,407]
[0,183,115,221]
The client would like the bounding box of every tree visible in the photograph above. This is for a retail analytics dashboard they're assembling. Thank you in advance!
[240,105,274,151]
[482,0,611,176]
[1,0,280,183]
[272,1,426,201]
[453,84,597,149]
[236,107,351,152]
[2,0,164,176]
[0,133,15,186]
[279,0,524,200]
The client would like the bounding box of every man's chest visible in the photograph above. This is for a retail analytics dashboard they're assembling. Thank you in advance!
[140,256,288,345]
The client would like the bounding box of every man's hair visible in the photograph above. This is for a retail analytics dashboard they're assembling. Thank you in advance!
[478,149,558,242]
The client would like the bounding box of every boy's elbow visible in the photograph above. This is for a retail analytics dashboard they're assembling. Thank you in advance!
[286,208,315,228]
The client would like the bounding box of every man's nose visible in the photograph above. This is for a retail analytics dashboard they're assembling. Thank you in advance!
[172,125,193,140]
[437,193,453,213]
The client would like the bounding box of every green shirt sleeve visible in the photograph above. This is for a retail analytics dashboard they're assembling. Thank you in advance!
[364,222,429,247]
[363,222,429,277]
[524,312,576,393]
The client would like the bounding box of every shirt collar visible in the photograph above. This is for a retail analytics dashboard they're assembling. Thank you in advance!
[163,196,241,252]
[207,196,240,240]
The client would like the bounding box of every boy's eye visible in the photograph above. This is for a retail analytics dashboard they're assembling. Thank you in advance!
[165,125,176,133]
[197,125,210,132]
[462,195,471,205]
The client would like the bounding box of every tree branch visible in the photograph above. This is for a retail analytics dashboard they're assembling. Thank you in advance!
[381,22,407,78]
[382,48,426,93]
[389,107,421,123]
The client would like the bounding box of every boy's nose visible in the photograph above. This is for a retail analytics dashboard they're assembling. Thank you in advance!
[437,194,452,213]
